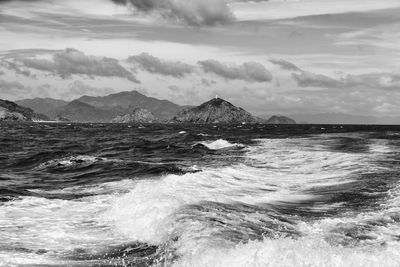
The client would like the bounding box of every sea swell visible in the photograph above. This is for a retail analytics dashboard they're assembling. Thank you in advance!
[1,124,400,266]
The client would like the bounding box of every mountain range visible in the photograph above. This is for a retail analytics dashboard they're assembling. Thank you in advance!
[10,91,296,124]
[16,91,189,123]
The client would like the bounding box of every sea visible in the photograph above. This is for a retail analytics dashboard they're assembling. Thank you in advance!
[1,122,400,267]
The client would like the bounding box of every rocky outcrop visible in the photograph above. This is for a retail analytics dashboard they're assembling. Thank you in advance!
[112,108,159,123]
[170,98,264,124]
[0,99,50,121]
[266,115,296,124]
[0,107,28,121]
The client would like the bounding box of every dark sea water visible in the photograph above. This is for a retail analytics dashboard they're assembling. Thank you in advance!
[1,123,400,266]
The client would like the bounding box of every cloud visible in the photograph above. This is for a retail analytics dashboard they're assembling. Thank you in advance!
[293,70,400,90]
[64,80,116,98]
[346,73,400,90]
[292,71,346,88]
[112,0,234,26]
[19,48,139,83]
[0,79,31,99]
[127,53,194,77]
[200,78,216,87]
[168,85,182,92]
[198,60,272,82]
[270,58,301,71]
[1,60,34,77]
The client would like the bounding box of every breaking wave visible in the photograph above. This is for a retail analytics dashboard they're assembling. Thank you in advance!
[1,127,400,266]
[199,139,243,150]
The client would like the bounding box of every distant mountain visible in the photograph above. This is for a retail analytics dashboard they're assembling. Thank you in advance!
[0,99,50,121]
[288,113,400,125]
[112,108,159,123]
[266,115,296,124]
[16,98,68,118]
[55,100,118,122]
[77,91,187,120]
[171,97,264,124]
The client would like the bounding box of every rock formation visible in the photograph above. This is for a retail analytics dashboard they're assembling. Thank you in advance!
[0,99,50,121]
[111,108,159,123]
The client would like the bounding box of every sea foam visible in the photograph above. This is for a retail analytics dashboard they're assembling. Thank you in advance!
[200,139,243,150]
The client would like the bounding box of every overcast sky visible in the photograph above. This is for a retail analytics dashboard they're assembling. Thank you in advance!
[1,0,400,116]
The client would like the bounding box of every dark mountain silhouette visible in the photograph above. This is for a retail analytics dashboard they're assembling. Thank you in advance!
[16,98,68,118]
[77,91,187,120]
[171,97,265,124]
[55,100,118,122]
[0,99,50,121]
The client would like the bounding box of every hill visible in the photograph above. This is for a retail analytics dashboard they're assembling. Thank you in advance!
[55,100,118,122]
[266,115,296,124]
[0,99,50,121]
[171,98,264,124]
[15,98,68,118]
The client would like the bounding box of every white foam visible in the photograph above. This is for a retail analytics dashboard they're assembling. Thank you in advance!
[200,139,243,150]
[37,155,121,169]
[2,134,397,266]
[173,236,400,267]
[105,136,379,246]
[0,180,138,264]
[104,166,316,244]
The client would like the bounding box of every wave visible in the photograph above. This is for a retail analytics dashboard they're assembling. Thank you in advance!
[103,135,396,265]
[172,236,400,267]
[199,139,244,150]
[104,137,376,243]
[36,155,121,170]
[1,134,399,266]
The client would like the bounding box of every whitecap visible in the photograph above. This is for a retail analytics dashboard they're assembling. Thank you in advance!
[37,155,121,169]
[200,139,243,150]
[173,236,400,267]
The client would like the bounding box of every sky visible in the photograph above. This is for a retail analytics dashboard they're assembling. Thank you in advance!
[0,0,400,117]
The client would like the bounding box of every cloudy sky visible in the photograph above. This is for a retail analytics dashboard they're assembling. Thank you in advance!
[1,0,400,116]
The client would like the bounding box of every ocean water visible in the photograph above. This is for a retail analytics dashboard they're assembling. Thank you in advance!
[1,123,400,267]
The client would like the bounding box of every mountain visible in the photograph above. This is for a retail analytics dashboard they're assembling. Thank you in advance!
[111,108,159,123]
[266,115,296,124]
[171,97,264,124]
[55,100,118,122]
[0,99,50,121]
[77,91,187,120]
[16,98,68,118]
